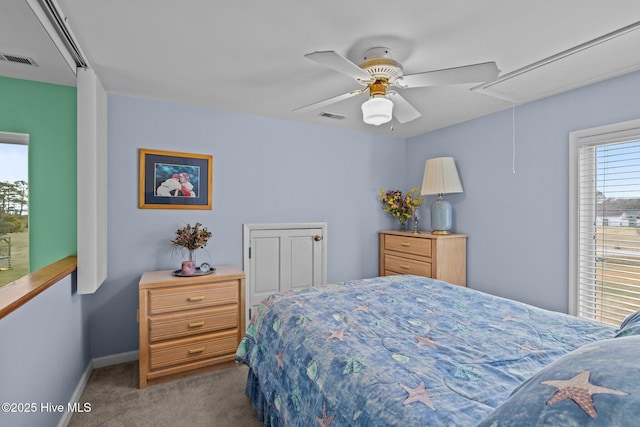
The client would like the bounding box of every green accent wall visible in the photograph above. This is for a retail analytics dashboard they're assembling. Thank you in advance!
[0,76,77,270]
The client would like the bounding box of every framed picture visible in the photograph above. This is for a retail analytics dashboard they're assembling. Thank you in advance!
[139,148,213,209]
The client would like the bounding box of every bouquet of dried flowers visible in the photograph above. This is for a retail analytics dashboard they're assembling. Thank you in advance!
[378,188,424,228]
[171,222,212,260]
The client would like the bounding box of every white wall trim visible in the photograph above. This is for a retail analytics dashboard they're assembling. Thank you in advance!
[0,131,29,145]
[57,351,139,427]
[91,350,139,369]
[57,361,93,427]
[568,117,640,315]
[77,68,108,294]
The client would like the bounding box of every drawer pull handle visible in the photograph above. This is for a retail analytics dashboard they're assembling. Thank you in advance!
[188,347,205,354]
[188,321,205,328]
[187,295,205,302]
[400,264,411,269]
[400,242,411,247]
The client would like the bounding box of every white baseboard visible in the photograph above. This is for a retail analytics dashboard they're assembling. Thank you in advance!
[92,350,139,369]
[57,351,140,427]
[57,360,92,427]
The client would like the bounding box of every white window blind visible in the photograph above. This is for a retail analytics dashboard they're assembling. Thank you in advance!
[570,119,640,326]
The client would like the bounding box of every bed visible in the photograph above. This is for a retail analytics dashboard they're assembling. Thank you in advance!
[235,274,640,426]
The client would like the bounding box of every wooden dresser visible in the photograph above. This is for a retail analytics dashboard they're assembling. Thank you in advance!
[379,231,467,286]
[138,265,245,388]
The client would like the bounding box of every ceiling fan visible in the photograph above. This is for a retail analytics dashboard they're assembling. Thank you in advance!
[293,47,500,126]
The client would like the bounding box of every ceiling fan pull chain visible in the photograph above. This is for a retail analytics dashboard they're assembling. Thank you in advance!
[512,104,516,174]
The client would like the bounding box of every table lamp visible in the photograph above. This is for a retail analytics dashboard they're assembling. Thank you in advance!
[420,157,463,234]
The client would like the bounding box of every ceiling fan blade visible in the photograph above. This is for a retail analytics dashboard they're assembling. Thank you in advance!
[389,92,421,124]
[293,91,361,113]
[400,62,499,88]
[304,51,372,81]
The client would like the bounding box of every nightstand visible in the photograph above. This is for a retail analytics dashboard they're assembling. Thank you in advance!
[379,231,466,286]
[138,265,245,388]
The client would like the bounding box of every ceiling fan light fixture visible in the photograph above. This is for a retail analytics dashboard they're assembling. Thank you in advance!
[361,96,393,126]
[298,47,495,126]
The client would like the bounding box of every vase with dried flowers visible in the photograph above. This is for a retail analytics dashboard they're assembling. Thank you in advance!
[378,188,424,231]
[171,222,212,275]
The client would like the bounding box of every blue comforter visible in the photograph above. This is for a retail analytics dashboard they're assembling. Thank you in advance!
[235,275,615,426]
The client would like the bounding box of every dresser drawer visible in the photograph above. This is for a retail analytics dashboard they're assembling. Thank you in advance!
[148,305,238,342]
[148,281,238,315]
[384,234,432,257]
[149,330,239,370]
[384,254,432,277]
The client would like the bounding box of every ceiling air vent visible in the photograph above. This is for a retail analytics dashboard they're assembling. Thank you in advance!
[0,52,38,67]
[319,112,346,120]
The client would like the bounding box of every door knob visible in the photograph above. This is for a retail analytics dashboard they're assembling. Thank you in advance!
[314,235,322,241]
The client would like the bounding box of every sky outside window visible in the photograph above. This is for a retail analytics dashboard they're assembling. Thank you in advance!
[0,143,28,182]
[597,140,640,199]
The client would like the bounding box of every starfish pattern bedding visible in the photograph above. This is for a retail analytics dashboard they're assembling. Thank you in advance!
[235,275,615,426]
[477,335,640,426]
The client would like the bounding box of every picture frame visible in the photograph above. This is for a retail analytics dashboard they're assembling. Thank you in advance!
[139,148,213,209]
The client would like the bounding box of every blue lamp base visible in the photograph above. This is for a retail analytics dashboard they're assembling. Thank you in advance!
[431,195,452,235]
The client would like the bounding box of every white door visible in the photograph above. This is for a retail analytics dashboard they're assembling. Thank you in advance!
[243,223,327,323]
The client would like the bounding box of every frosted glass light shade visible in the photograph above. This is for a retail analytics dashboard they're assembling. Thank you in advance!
[361,97,393,126]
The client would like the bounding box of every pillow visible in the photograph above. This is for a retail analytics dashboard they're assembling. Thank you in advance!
[477,336,640,427]
[615,310,640,338]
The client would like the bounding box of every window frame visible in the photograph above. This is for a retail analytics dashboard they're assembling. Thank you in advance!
[0,131,29,285]
[569,117,640,319]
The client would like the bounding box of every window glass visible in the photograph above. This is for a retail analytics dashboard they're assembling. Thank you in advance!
[571,123,640,326]
[0,134,29,287]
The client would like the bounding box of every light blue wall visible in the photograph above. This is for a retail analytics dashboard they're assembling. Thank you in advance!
[0,274,90,427]
[87,94,405,357]
[406,70,640,312]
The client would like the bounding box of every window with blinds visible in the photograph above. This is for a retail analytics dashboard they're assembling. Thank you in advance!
[570,119,640,326]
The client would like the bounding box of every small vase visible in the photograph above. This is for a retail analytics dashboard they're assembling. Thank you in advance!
[181,260,196,275]
[398,217,408,231]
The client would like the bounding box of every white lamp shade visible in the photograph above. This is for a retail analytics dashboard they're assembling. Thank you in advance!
[361,96,393,126]
[421,157,463,195]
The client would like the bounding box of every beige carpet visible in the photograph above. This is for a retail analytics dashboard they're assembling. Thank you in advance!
[68,361,262,427]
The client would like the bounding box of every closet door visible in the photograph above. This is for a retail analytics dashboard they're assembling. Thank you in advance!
[244,223,327,323]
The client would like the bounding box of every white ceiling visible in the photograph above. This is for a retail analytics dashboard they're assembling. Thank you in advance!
[3,0,640,138]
